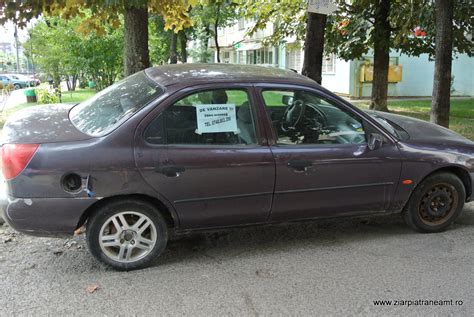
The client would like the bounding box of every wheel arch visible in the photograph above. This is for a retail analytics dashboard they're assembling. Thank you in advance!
[75,194,178,230]
[403,165,472,211]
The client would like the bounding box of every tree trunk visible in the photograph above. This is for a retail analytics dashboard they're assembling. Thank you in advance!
[369,0,390,112]
[430,0,454,128]
[124,5,150,76]
[53,73,61,102]
[302,13,326,84]
[179,31,187,63]
[214,4,221,63]
[170,31,178,64]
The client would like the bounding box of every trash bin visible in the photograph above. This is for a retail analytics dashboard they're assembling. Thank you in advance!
[88,81,96,89]
[24,89,37,103]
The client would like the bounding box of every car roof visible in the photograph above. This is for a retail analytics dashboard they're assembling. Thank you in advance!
[145,63,317,88]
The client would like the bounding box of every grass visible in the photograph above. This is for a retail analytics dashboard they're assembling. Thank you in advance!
[0,88,96,129]
[355,98,474,140]
[61,88,97,104]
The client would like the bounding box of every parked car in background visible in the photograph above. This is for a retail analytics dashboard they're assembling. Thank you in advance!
[1,64,473,271]
[0,74,32,89]
[11,74,40,86]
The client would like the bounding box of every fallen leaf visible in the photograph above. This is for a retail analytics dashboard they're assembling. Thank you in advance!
[87,284,100,294]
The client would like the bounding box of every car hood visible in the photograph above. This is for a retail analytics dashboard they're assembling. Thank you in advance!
[2,103,93,144]
[369,111,474,147]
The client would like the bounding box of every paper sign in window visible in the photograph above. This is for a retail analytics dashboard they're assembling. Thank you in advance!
[195,104,239,134]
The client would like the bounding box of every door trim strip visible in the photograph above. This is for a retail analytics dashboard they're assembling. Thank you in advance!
[174,191,274,204]
[275,182,394,195]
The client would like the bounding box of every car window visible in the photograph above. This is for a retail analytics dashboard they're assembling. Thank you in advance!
[262,89,367,145]
[144,89,257,145]
[70,71,163,136]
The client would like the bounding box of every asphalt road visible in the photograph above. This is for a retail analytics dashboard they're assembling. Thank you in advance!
[1,203,473,316]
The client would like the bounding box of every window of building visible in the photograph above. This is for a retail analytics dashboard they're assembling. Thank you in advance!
[238,51,244,64]
[144,89,258,145]
[221,51,231,63]
[322,54,336,73]
[286,49,302,72]
[238,18,245,30]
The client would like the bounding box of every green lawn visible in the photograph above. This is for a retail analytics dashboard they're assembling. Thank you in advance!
[0,88,96,129]
[60,88,97,103]
[355,98,474,140]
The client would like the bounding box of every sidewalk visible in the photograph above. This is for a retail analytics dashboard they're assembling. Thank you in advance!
[1,88,27,112]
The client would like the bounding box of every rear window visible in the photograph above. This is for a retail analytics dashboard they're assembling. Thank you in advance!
[70,72,163,136]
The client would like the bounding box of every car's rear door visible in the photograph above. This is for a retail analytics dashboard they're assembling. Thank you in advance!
[257,85,402,221]
[135,84,275,229]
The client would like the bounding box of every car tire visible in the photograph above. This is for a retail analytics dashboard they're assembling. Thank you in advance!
[402,172,465,233]
[13,84,21,90]
[86,199,168,271]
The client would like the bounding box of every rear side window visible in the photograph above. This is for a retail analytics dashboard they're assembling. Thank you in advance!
[70,72,163,136]
[144,89,257,145]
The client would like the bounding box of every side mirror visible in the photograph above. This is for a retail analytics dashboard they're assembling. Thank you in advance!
[282,95,294,106]
[368,133,384,151]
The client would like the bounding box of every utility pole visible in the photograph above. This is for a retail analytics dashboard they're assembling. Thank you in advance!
[14,24,20,73]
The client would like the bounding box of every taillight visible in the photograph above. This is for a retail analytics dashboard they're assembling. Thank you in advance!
[1,144,39,180]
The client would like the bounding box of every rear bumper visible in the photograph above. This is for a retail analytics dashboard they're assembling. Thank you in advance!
[0,196,98,237]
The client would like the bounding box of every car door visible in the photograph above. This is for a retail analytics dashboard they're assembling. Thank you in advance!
[135,85,275,229]
[0,76,8,85]
[257,85,402,222]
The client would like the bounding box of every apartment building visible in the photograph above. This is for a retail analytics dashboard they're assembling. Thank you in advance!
[193,18,473,98]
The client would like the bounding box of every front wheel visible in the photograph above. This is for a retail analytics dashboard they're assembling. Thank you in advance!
[86,199,168,270]
[403,172,466,233]
[13,84,21,90]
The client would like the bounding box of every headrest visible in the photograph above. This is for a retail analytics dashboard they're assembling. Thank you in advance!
[211,90,228,104]
[237,102,252,124]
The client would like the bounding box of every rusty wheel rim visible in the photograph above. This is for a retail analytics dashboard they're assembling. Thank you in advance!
[418,183,458,226]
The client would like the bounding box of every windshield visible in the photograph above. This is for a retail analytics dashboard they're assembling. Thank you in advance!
[70,72,163,136]
[370,113,409,141]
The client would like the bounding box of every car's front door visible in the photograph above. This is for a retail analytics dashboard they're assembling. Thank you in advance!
[258,86,402,221]
[135,85,275,229]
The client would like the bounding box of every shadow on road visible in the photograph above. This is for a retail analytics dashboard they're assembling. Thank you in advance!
[157,206,474,266]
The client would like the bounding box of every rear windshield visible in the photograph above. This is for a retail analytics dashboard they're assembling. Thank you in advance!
[70,72,163,136]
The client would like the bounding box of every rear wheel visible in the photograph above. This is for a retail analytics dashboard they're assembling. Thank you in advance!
[403,172,465,233]
[13,84,21,90]
[86,199,168,270]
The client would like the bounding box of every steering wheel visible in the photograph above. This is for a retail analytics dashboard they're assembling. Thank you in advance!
[281,100,305,133]
[304,103,328,133]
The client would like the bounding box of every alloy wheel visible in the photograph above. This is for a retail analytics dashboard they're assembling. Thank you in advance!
[99,211,157,263]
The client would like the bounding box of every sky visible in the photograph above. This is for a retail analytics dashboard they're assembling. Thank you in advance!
[0,20,35,45]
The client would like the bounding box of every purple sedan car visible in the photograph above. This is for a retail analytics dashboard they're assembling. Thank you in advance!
[1,64,473,270]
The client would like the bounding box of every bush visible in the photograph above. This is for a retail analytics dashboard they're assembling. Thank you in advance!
[35,87,60,104]
[1,82,15,95]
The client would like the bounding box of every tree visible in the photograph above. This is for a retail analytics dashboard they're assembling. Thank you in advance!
[24,16,124,91]
[241,0,325,82]
[123,4,150,75]
[302,13,327,84]
[325,1,421,111]
[190,0,239,63]
[169,30,179,64]
[326,0,472,113]
[149,16,172,65]
[430,0,454,127]
[0,0,197,76]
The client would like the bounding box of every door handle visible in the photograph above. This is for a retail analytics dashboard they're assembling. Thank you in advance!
[155,165,186,177]
[287,159,312,172]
